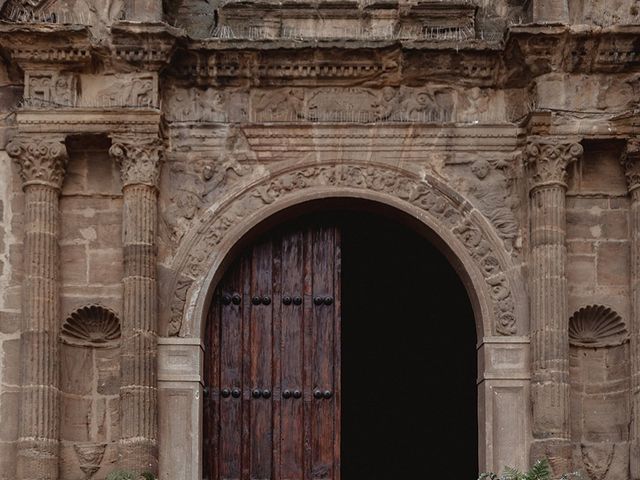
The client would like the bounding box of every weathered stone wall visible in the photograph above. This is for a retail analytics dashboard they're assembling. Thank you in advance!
[566,141,633,479]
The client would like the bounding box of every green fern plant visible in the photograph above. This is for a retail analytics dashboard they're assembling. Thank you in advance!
[478,459,582,480]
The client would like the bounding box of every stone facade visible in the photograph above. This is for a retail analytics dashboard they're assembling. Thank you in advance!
[0,0,639,479]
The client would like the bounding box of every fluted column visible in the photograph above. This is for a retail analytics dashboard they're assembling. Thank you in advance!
[109,135,162,475]
[523,138,583,473]
[623,139,640,480]
[6,136,68,480]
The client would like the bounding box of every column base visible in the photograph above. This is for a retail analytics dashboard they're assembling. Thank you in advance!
[119,439,158,476]
[17,438,59,480]
[530,438,572,475]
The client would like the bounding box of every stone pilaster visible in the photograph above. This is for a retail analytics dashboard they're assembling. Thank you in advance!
[6,135,68,480]
[523,138,582,473]
[109,135,162,475]
[623,139,640,480]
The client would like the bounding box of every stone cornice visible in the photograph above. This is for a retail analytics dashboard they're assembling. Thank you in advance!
[110,21,183,71]
[522,137,583,189]
[0,23,92,69]
[623,138,640,194]
[6,134,68,189]
[109,134,163,188]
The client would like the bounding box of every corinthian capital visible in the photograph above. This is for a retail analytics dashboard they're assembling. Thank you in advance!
[6,135,68,190]
[622,138,640,193]
[109,135,162,188]
[523,138,583,189]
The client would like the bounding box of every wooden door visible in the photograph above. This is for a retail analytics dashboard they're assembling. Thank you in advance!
[204,221,341,480]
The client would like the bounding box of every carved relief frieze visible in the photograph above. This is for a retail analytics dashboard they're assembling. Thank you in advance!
[164,85,507,125]
[78,73,157,108]
[167,163,519,337]
[25,71,76,107]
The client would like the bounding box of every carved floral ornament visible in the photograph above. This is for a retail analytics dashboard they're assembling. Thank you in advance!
[167,163,522,337]
[622,138,640,193]
[6,135,68,189]
[522,138,583,189]
[108,135,163,187]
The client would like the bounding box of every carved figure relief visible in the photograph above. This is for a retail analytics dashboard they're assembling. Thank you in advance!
[167,163,521,337]
[468,159,520,252]
[161,128,254,245]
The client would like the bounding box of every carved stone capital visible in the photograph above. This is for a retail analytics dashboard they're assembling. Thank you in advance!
[523,138,583,189]
[109,135,163,188]
[622,138,640,194]
[6,135,68,189]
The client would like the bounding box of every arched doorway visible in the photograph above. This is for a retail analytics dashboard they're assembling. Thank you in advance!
[202,207,477,479]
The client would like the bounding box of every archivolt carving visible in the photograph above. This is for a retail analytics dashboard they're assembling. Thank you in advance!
[167,162,521,337]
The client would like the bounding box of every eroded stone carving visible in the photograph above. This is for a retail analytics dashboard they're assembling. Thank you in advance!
[73,442,107,479]
[6,135,69,188]
[81,73,155,108]
[623,138,640,192]
[569,305,628,347]
[25,71,76,106]
[164,85,226,122]
[162,128,254,244]
[109,135,162,187]
[469,159,519,252]
[169,163,518,336]
[61,305,121,348]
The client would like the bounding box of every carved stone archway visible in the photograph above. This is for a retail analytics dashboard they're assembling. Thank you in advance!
[167,161,527,339]
[157,161,531,480]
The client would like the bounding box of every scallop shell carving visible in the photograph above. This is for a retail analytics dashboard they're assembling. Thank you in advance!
[61,305,121,347]
[569,305,628,347]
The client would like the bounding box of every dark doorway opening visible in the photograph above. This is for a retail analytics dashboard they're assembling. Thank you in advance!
[340,211,478,479]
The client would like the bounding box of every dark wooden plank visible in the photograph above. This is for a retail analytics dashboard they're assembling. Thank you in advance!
[303,226,314,480]
[311,225,335,480]
[241,252,252,480]
[219,260,243,480]
[272,232,282,480]
[203,299,218,480]
[332,227,341,480]
[250,239,274,480]
[280,229,305,480]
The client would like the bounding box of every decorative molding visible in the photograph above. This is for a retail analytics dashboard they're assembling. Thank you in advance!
[523,138,583,189]
[61,305,121,348]
[569,305,628,348]
[6,134,68,189]
[167,162,520,337]
[109,135,163,188]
